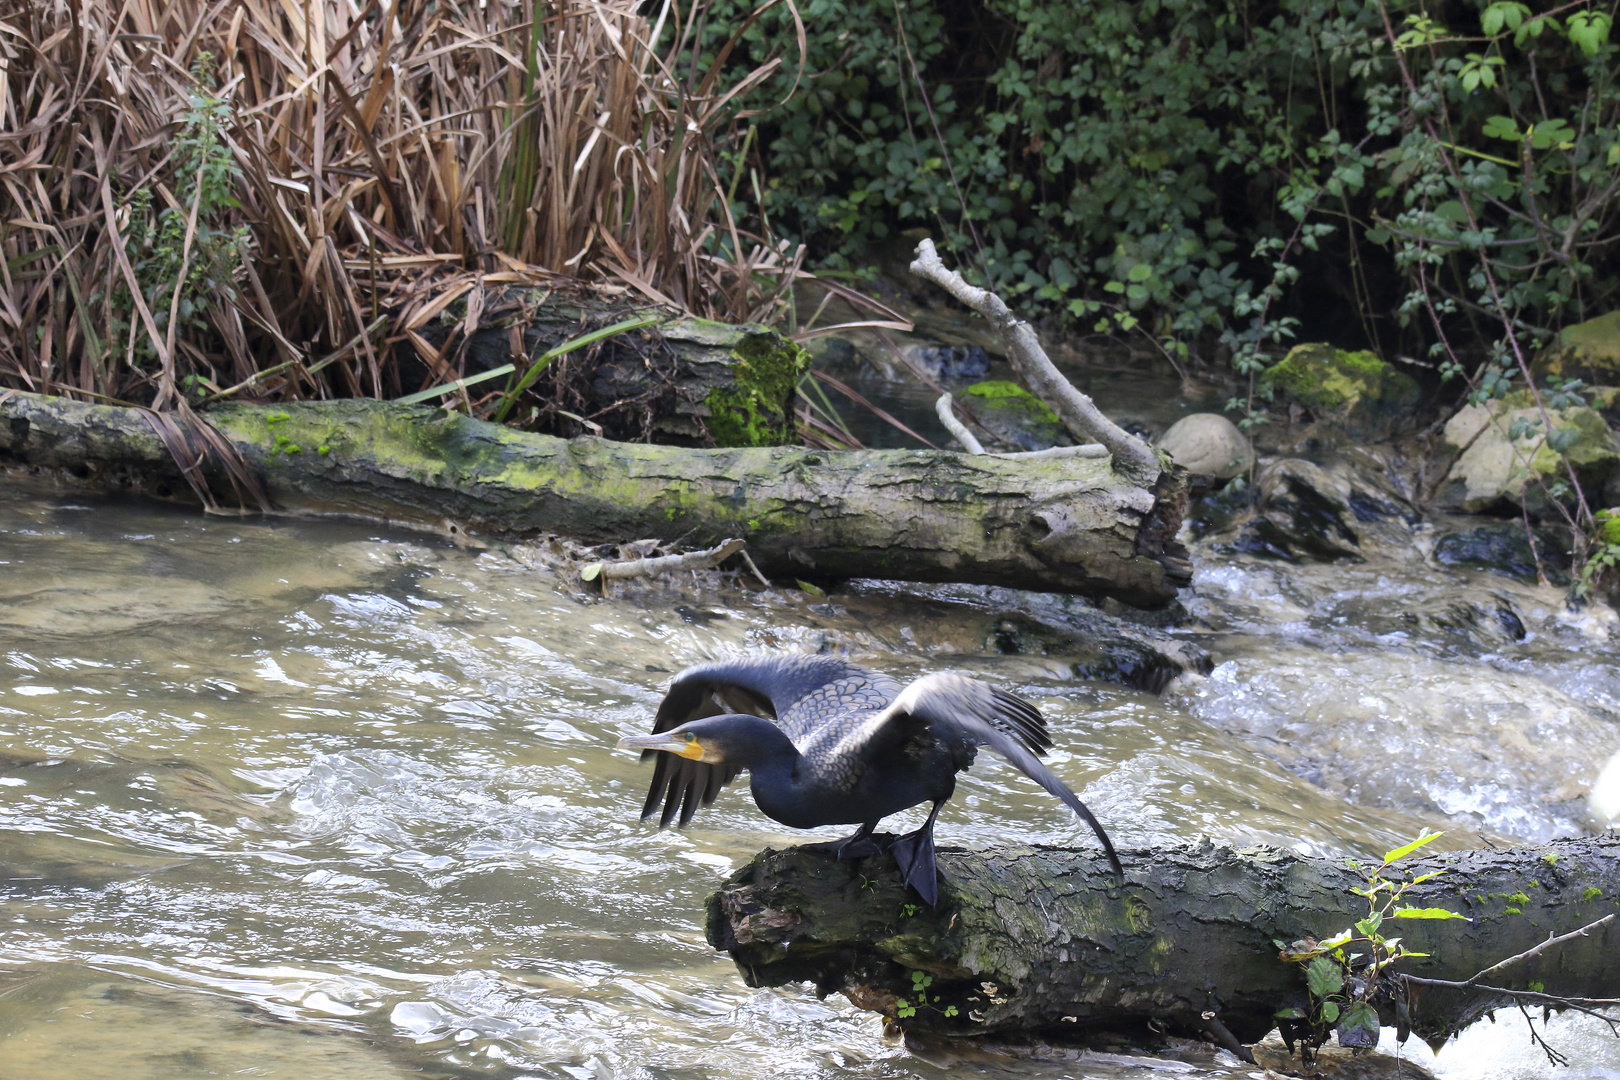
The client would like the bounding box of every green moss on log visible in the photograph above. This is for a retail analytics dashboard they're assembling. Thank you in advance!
[701,331,811,447]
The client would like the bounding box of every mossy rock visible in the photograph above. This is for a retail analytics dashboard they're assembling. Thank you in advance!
[1532,311,1620,385]
[1437,399,1620,517]
[1260,343,1419,421]
[955,380,1066,451]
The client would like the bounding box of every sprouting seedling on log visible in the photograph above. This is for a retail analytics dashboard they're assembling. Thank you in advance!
[1273,829,1468,1063]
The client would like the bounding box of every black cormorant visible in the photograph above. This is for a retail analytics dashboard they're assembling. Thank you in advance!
[616,655,1123,904]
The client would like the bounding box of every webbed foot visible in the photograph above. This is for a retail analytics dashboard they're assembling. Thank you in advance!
[888,826,939,906]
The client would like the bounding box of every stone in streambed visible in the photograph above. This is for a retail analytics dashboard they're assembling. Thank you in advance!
[1230,459,1362,562]
[954,380,1066,451]
[1155,412,1253,481]
[1435,396,1620,517]
[1259,343,1419,429]
[1532,309,1620,385]
[1431,521,1572,585]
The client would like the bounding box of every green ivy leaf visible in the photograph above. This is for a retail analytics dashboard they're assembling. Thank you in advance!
[1338,1002,1381,1047]
[1568,11,1612,57]
[1127,262,1153,282]
[1306,957,1345,998]
[1482,115,1521,142]
[1320,1000,1341,1024]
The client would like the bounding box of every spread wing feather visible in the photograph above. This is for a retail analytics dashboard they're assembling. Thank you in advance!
[825,674,1122,878]
[635,655,892,828]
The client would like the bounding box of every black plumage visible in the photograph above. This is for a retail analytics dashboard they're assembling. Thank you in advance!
[617,655,1123,904]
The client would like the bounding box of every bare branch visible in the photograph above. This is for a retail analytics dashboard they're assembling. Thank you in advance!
[582,538,746,582]
[1466,914,1617,987]
[908,239,1162,487]
[935,393,986,455]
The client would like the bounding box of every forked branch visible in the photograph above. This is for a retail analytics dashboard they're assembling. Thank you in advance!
[909,239,1162,486]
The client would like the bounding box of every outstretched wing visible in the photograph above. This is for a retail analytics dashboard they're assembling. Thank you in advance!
[636,655,892,828]
[824,674,1123,878]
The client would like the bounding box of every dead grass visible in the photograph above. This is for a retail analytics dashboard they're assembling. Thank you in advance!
[0,0,811,411]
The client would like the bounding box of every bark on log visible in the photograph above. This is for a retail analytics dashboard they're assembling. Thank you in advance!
[407,295,810,447]
[706,838,1620,1046]
[0,392,1191,606]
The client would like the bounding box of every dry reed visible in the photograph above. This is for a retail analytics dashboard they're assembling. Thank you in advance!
[0,0,810,412]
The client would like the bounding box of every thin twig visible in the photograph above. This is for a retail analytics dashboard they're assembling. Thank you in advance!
[1409,914,1616,990]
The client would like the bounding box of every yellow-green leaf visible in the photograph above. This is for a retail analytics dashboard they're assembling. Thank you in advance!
[1391,907,1469,920]
[1384,831,1443,864]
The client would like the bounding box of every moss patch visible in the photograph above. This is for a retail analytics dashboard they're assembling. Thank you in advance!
[703,333,811,447]
[957,380,1064,450]
[1533,310,1620,384]
[1260,343,1418,415]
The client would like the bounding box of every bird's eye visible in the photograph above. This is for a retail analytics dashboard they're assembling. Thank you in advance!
[684,732,695,742]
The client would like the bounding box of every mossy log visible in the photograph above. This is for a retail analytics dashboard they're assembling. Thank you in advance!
[706,838,1620,1047]
[0,393,1190,606]
[407,296,810,447]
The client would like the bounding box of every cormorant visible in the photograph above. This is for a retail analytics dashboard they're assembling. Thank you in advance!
[616,655,1123,904]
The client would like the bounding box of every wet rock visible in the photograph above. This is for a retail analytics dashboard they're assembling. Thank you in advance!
[1182,481,1259,540]
[1165,647,1620,842]
[987,611,1211,693]
[1318,591,1534,649]
[1259,343,1420,429]
[909,343,991,382]
[1532,309,1620,385]
[842,582,1212,692]
[1232,459,1362,562]
[1432,521,1573,585]
[1250,1031,1439,1079]
[953,380,1066,451]
[1155,413,1253,481]
[804,335,859,368]
[1190,452,1418,561]
[1435,397,1620,517]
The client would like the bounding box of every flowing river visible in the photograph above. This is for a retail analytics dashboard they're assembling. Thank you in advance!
[2,477,1618,1079]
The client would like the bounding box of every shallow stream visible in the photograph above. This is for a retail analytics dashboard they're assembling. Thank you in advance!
[2,475,1618,1079]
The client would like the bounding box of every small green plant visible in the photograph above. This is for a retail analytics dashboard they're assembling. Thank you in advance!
[1274,830,1467,1061]
[893,970,957,1019]
[115,52,249,371]
[1574,509,1620,600]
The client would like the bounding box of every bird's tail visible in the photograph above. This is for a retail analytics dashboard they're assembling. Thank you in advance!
[985,725,1124,881]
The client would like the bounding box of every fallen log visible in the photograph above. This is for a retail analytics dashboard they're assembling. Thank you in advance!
[403,296,812,447]
[705,838,1620,1050]
[0,392,1191,606]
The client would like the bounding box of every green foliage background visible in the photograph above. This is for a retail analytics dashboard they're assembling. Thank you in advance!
[702,0,1620,377]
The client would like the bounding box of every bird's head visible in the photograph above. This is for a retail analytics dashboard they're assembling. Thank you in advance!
[616,714,791,767]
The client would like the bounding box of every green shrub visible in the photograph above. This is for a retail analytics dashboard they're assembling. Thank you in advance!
[697,0,1619,394]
